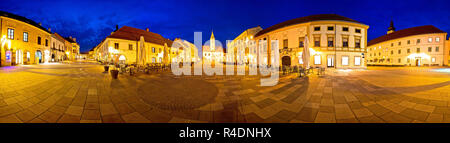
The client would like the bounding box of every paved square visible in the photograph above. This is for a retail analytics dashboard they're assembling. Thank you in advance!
[0,62,449,123]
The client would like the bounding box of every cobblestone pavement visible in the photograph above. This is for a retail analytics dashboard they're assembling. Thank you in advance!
[0,62,449,123]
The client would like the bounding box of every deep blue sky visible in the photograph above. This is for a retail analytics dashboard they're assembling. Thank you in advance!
[1,0,449,52]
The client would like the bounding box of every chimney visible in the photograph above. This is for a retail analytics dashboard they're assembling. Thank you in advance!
[48,28,51,32]
[73,38,76,42]
[115,25,119,31]
[39,22,42,26]
[69,36,72,39]
[146,28,149,32]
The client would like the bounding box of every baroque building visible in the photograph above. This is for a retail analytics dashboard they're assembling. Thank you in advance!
[0,11,52,66]
[367,24,448,66]
[253,14,369,69]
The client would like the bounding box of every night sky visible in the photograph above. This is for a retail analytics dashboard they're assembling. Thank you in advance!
[1,0,449,52]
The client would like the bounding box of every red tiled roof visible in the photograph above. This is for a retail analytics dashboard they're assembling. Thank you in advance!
[254,14,365,37]
[368,25,446,46]
[107,26,173,46]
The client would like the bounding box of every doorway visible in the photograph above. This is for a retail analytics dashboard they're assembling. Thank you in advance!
[282,56,291,66]
[36,51,43,63]
[327,56,334,67]
[415,58,421,66]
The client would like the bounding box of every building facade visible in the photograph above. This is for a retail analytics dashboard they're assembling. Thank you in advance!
[227,26,262,64]
[367,25,448,66]
[254,14,369,69]
[93,26,174,65]
[50,33,66,62]
[64,36,80,61]
[0,11,52,66]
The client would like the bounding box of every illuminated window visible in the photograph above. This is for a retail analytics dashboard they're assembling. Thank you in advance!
[436,37,440,42]
[428,37,432,43]
[342,56,349,66]
[152,57,156,63]
[23,32,28,42]
[152,47,156,53]
[354,56,361,66]
[7,28,14,40]
[298,53,303,64]
[432,57,436,63]
[314,55,321,65]
[283,39,288,49]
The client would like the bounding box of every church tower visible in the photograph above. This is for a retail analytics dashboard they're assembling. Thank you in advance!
[387,20,395,34]
[210,31,215,52]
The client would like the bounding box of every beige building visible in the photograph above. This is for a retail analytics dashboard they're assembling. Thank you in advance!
[50,33,66,62]
[227,26,262,64]
[1,11,52,66]
[367,24,448,66]
[254,14,369,69]
[94,26,174,65]
[172,38,199,63]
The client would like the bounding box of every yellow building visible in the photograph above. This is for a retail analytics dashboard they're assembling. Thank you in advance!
[94,26,174,65]
[228,26,262,64]
[50,33,66,62]
[367,24,448,66]
[254,14,369,69]
[172,38,199,63]
[1,11,52,66]
[64,36,80,61]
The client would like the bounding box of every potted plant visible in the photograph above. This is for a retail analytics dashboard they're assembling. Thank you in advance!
[110,65,119,79]
[104,62,110,72]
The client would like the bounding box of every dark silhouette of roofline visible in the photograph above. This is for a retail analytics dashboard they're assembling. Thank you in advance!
[0,11,51,34]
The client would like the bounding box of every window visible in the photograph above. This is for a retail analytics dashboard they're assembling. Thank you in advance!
[407,49,410,53]
[435,47,439,52]
[391,43,394,47]
[398,42,401,46]
[327,37,334,47]
[436,37,440,42]
[428,37,432,43]
[152,47,156,53]
[152,57,156,63]
[355,38,361,48]
[417,39,421,44]
[45,39,48,46]
[355,56,361,66]
[37,37,41,45]
[398,58,401,63]
[327,26,334,31]
[417,48,420,52]
[314,27,320,31]
[342,37,348,47]
[432,57,436,63]
[428,47,432,52]
[398,49,401,54]
[7,28,14,40]
[391,50,394,55]
[283,39,288,49]
[314,55,321,65]
[114,43,119,49]
[129,44,133,50]
[407,58,410,63]
[342,56,349,66]
[314,37,320,47]
[407,40,410,45]
[342,27,349,32]
[298,37,304,47]
[23,32,28,42]
[159,48,162,53]
[355,29,361,33]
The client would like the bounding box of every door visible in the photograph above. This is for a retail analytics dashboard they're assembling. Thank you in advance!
[282,56,291,66]
[327,56,334,67]
[415,58,421,66]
